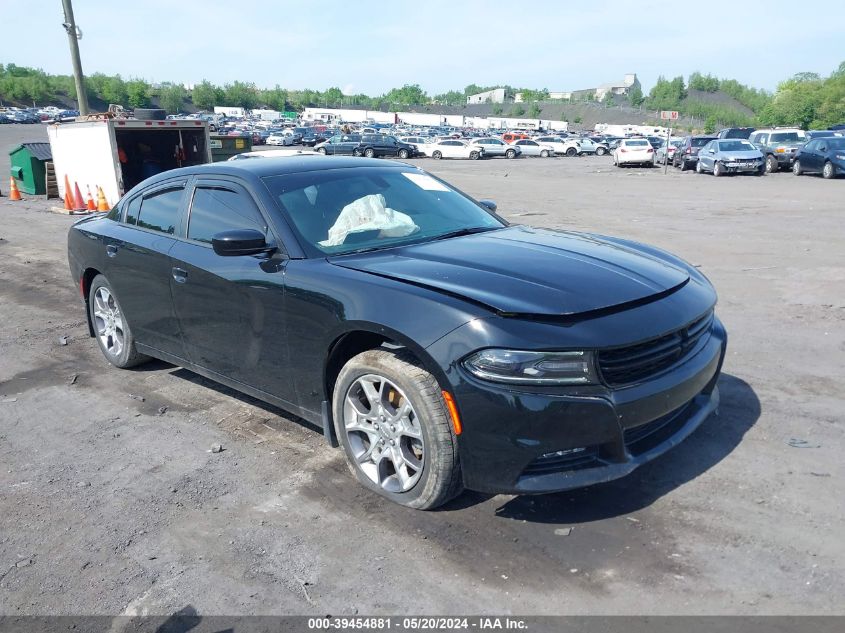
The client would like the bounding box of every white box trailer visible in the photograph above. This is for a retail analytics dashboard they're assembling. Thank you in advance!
[47,118,211,208]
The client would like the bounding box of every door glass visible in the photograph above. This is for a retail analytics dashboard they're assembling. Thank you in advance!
[124,195,142,226]
[187,187,267,244]
[137,187,184,234]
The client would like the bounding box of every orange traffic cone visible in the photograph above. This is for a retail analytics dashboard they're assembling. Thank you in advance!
[72,182,86,211]
[96,187,110,211]
[63,175,73,210]
[9,177,22,201]
[85,186,96,211]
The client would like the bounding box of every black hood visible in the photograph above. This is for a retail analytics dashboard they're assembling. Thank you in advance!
[330,226,690,316]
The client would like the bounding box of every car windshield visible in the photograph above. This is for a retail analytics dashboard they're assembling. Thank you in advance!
[719,141,755,151]
[770,132,806,142]
[263,167,505,257]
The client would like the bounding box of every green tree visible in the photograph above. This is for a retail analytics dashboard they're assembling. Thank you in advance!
[322,86,343,106]
[602,92,613,106]
[260,85,287,111]
[527,103,541,118]
[628,83,644,107]
[383,84,428,106]
[192,80,220,111]
[223,81,257,109]
[159,82,186,114]
[573,115,582,124]
[510,104,526,117]
[125,78,150,108]
[703,115,717,133]
[101,76,126,105]
[492,104,503,115]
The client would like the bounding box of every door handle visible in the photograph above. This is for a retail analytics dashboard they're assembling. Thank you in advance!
[172,267,188,283]
[106,244,118,258]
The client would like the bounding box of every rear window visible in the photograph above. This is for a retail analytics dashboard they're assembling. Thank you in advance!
[770,132,806,143]
[625,139,649,146]
[721,128,754,139]
[135,187,183,235]
[691,137,713,147]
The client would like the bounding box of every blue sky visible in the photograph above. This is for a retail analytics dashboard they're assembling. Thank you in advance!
[3,0,844,95]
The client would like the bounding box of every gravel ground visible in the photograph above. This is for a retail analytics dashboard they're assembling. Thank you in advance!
[0,125,843,616]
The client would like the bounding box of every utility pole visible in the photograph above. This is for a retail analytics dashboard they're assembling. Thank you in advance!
[61,0,89,115]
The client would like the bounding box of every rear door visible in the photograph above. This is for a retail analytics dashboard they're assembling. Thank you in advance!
[168,178,293,401]
[102,180,188,358]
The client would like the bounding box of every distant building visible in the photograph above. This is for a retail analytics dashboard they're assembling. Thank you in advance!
[466,88,509,104]
[543,74,641,102]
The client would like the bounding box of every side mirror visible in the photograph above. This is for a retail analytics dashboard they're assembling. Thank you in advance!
[479,199,497,212]
[212,229,271,257]
[709,149,715,153]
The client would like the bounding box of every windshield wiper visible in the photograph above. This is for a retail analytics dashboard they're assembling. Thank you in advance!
[430,226,500,242]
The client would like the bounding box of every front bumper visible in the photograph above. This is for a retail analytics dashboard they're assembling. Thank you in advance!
[773,150,798,165]
[722,160,764,173]
[447,317,727,494]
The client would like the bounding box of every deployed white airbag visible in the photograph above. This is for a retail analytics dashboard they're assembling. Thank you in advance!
[320,194,419,247]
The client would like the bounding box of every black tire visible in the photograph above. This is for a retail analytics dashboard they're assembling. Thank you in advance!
[317,147,327,155]
[596,146,607,156]
[333,349,463,510]
[505,149,516,159]
[679,159,688,172]
[713,161,724,177]
[432,150,442,160]
[540,150,550,158]
[765,154,779,173]
[469,150,480,160]
[565,147,578,157]
[88,275,149,369]
[352,148,361,157]
[364,148,375,158]
[792,160,802,176]
[133,108,167,121]
[823,161,836,179]
[398,149,409,159]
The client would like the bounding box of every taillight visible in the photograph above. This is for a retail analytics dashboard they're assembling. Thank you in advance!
[647,148,654,153]
[685,147,692,154]
[620,148,627,153]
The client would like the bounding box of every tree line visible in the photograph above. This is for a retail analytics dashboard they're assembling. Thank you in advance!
[1,62,843,131]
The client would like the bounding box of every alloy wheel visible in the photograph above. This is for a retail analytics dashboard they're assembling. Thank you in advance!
[92,286,124,358]
[342,374,424,493]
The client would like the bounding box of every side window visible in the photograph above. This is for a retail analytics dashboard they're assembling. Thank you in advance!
[188,186,267,244]
[136,187,183,234]
[758,134,768,144]
[124,195,142,226]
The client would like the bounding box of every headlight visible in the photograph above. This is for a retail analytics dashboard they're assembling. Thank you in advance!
[836,154,845,161]
[462,349,597,385]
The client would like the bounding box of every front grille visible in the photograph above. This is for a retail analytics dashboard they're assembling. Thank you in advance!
[623,402,693,455]
[522,447,599,476]
[598,311,713,386]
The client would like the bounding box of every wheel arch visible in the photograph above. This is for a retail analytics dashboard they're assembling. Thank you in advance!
[81,267,102,337]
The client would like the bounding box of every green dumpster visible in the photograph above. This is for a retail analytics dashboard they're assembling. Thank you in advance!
[210,135,253,162]
[9,142,52,195]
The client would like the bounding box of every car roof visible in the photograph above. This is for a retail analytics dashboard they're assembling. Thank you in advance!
[140,156,403,184]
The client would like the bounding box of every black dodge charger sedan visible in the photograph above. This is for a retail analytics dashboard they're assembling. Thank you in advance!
[67,156,727,509]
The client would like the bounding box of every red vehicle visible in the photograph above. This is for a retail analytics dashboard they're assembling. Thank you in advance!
[502,132,530,144]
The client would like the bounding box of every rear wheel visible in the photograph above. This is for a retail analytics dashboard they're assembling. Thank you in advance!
[765,154,779,173]
[505,149,516,159]
[596,146,607,156]
[333,349,463,510]
[88,275,149,369]
[823,161,836,179]
[469,150,480,160]
[566,147,578,157]
[352,148,361,157]
[679,159,688,171]
[432,150,442,160]
[540,150,550,158]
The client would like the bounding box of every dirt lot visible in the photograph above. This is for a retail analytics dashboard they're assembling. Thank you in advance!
[1,125,843,616]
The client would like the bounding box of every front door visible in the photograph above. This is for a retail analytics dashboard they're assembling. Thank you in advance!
[169,179,293,403]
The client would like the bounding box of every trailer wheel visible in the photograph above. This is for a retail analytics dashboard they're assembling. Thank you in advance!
[133,108,167,121]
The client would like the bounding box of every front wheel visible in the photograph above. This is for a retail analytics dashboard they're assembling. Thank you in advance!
[398,149,409,159]
[792,160,802,176]
[679,159,688,172]
[364,148,375,158]
[823,161,836,179]
[432,150,442,160]
[333,349,463,510]
[505,149,516,159]
[765,155,778,173]
[713,161,724,177]
[540,150,550,158]
[317,147,327,155]
[88,275,149,369]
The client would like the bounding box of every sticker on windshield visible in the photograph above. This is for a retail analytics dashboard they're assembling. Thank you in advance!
[402,172,450,191]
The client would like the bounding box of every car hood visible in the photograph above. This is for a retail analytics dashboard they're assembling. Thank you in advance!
[329,226,690,317]
[719,151,762,159]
